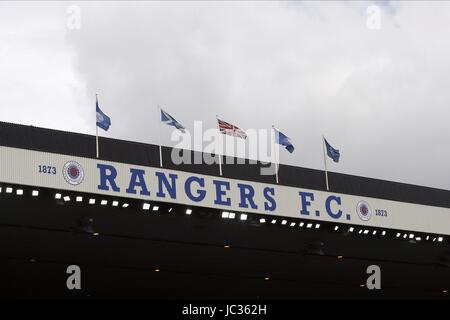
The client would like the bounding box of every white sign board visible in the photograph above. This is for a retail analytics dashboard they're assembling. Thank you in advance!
[0,146,449,235]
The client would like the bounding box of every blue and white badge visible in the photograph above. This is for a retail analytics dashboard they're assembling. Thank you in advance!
[63,161,84,186]
[356,201,372,221]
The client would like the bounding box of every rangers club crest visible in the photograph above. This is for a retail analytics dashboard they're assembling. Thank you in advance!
[63,161,84,186]
[356,201,372,221]
[96,112,104,123]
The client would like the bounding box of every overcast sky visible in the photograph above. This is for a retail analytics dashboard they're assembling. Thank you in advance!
[1,1,450,190]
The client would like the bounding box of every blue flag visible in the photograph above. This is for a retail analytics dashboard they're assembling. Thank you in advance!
[96,98,111,131]
[273,127,294,153]
[324,138,340,162]
[161,109,186,133]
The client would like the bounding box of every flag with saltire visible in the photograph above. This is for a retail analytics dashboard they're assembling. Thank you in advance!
[273,127,294,153]
[324,138,340,162]
[161,109,186,133]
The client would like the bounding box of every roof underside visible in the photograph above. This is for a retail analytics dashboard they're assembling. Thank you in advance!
[0,190,449,299]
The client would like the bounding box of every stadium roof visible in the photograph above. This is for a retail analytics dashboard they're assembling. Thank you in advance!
[1,121,449,209]
[1,121,449,300]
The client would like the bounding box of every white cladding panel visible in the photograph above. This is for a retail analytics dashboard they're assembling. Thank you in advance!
[0,146,449,235]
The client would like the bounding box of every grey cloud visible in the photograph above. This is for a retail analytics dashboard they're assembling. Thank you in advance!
[2,1,450,189]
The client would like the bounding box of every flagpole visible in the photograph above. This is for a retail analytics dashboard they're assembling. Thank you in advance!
[272,126,279,184]
[96,94,99,159]
[322,135,329,191]
[216,115,223,176]
[157,105,163,167]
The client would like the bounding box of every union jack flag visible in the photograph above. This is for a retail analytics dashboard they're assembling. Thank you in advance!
[217,118,247,139]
